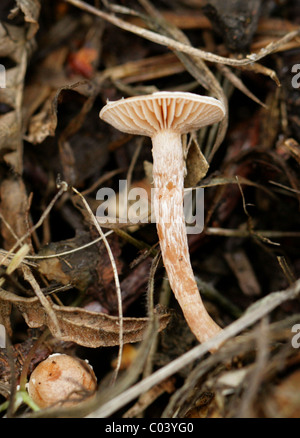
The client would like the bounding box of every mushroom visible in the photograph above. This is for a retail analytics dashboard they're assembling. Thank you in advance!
[28,353,97,408]
[99,91,225,345]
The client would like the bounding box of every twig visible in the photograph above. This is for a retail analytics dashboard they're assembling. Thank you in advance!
[19,329,50,391]
[205,227,300,239]
[24,231,114,259]
[22,265,62,338]
[218,64,267,108]
[277,256,296,285]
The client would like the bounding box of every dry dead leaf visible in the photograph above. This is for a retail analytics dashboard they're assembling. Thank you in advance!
[12,0,41,39]
[185,136,209,188]
[0,288,170,348]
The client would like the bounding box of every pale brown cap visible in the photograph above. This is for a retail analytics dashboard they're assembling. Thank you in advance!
[100,91,225,137]
[28,353,97,408]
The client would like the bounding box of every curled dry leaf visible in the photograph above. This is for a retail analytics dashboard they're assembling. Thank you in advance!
[13,0,41,39]
[184,136,209,188]
[0,288,170,348]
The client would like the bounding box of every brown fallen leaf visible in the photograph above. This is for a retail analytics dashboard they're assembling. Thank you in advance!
[185,136,209,188]
[11,0,41,39]
[0,288,170,348]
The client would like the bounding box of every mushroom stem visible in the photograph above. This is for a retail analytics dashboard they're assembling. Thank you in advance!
[151,130,222,344]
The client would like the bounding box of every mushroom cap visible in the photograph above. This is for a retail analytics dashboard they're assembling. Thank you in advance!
[99,91,225,137]
[28,353,97,408]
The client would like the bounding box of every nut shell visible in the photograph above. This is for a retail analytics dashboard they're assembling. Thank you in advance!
[28,354,97,408]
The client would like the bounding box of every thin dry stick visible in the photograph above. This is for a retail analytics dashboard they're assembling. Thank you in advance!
[205,227,300,239]
[19,329,50,391]
[22,265,62,338]
[269,180,300,195]
[0,212,21,244]
[277,255,296,285]
[64,0,300,68]
[143,252,162,379]
[235,175,281,246]
[218,64,267,108]
[87,279,300,418]
[71,186,123,384]
[23,231,114,260]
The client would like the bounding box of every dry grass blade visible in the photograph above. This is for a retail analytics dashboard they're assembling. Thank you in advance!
[205,228,300,239]
[218,65,267,108]
[0,244,30,287]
